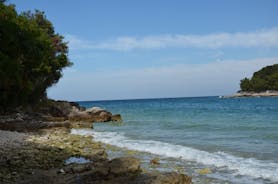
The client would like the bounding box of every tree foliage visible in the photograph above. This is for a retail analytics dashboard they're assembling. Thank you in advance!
[0,2,72,111]
[240,64,278,92]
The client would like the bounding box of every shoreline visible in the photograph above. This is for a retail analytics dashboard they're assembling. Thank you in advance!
[0,124,192,184]
[223,90,278,98]
[74,127,278,184]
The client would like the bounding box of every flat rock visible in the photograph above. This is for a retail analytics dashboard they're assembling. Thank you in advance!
[109,157,141,176]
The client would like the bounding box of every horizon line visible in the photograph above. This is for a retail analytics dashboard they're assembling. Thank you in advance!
[73,95,224,103]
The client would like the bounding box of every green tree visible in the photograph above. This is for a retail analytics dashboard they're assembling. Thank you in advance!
[240,78,252,91]
[0,2,72,112]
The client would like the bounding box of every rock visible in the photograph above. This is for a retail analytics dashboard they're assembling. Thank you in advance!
[57,169,65,174]
[0,118,70,132]
[86,107,105,115]
[198,168,212,175]
[224,90,278,98]
[150,158,160,165]
[63,163,91,174]
[69,102,86,111]
[143,172,192,184]
[89,149,107,162]
[46,121,71,128]
[84,171,192,184]
[111,114,122,122]
[39,100,74,117]
[109,157,141,176]
[90,161,110,176]
[68,111,94,122]
[70,121,93,129]
[67,106,113,122]
[96,111,112,122]
[85,107,112,122]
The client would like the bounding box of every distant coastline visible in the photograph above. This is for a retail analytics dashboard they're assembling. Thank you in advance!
[223,90,278,98]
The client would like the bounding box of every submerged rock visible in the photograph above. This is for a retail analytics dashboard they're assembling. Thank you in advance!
[198,168,212,175]
[150,158,160,165]
[111,114,122,122]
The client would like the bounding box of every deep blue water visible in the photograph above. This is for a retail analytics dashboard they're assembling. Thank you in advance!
[74,96,278,184]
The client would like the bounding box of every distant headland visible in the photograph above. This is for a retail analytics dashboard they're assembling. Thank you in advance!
[225,64,278,98]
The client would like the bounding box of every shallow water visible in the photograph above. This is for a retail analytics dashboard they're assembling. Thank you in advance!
[74,97,278,183]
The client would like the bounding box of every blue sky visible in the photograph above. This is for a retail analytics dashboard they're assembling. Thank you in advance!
[10,0,278,100]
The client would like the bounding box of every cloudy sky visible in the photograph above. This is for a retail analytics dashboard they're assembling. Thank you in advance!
[11,0,278,101]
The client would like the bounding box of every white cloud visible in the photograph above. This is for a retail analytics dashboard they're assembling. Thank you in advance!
[48,57,278,101]
[65,35,93,50]
[66,27,278,51]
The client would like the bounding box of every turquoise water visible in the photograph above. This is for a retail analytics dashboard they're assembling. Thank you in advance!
[74,97,278,183]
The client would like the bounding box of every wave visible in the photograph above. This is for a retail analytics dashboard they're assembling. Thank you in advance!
[71,129,278,183]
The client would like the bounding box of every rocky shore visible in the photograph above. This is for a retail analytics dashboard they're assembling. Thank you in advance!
[0,101,192,184]
[0,100,121,131]
[223,90,278,98]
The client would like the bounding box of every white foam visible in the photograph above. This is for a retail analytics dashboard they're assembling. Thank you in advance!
[65,156,90,165]
[71,129,278,182]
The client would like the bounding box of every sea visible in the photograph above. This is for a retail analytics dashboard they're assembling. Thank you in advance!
[72,96,278,184]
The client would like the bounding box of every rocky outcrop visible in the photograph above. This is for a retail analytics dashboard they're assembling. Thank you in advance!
[43,100,115,123]
[39,100,85,118]
[85,107,112,122]
[0,100,122,131]
[0,113,71,132]
[67,107,112,122]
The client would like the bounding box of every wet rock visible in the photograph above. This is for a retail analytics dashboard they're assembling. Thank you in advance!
[140,172,192,184]
[150,158,160,165]
[63,163,91,174]
[198,168,212,175]
[109,157,141,176]
[111,114,122,122]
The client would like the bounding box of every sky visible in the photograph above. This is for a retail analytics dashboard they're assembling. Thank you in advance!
[10,0,278,101]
